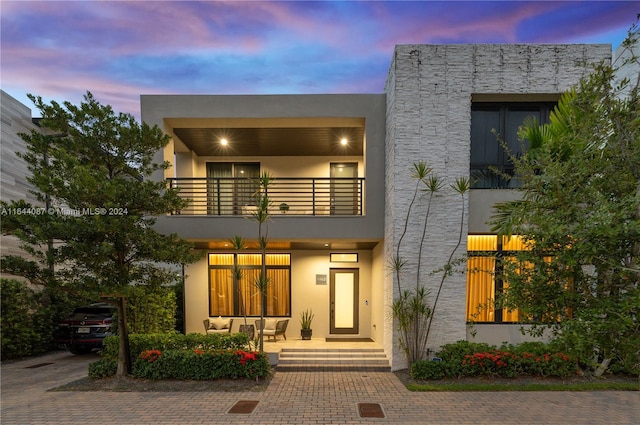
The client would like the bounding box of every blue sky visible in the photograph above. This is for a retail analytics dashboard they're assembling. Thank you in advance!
[1,1,637,118]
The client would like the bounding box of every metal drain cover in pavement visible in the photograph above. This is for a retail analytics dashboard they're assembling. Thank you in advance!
[228,400,259,414]
[358,403,385,418]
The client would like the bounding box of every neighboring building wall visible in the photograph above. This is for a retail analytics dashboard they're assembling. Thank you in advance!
[383,44,611,370]
[0,91,38,204]
[613,31,639,98]
[0,91,40,276]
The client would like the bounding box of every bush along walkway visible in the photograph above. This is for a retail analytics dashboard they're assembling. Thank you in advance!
[89,333,270,381]
[132,348,269,380]
[409,341,636,383]
[3,350,639,425]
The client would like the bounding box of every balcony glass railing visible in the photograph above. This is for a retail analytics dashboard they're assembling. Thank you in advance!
[167,177,364,216]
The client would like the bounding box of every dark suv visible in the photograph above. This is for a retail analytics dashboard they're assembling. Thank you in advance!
[55,303,116,354]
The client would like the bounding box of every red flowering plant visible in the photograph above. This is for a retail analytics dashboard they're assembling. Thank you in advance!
[234,349,270,379]
[133,349,166,379]
[139,349,162,363]
[518,351,576,377]
[411,341,578,380]
[236,349,258,365]
[461,350,519,378]
[460,350,576,378]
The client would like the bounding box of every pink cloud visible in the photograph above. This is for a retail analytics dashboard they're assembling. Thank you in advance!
[369,2,561,49]
[2,1,270,57]
[3,59,166,119]
[93,1,342,56]
[2,0,634,120]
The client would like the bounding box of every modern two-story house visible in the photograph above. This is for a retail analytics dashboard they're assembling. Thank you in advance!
[142,43,614,370]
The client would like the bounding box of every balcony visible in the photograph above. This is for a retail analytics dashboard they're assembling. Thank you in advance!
[168,177,364,216]
[471,165,521,189]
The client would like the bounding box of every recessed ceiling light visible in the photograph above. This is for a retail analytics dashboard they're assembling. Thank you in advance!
[220,138,228,146]
[340,138,348,145]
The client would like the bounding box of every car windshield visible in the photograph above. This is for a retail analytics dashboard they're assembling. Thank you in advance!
[71,307,113,318]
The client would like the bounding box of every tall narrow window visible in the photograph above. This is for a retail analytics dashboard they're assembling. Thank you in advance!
[206,162,259,215]
[330,162,359,215]
[208,253,290,317]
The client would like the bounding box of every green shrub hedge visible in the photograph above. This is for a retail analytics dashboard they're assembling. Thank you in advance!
[435,341,494,378]
[124,284,177,334]
[132,348,270,380]
[88,358,118,378]
[410,359,445,380]
[90,332,263,380]
[0,278,84,359]
[411,341,578,380]
[101,332,251,360]
[0,279,39,359]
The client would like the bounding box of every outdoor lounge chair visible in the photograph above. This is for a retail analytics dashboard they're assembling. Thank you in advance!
[203,317,233,334]
[255,318,289,341]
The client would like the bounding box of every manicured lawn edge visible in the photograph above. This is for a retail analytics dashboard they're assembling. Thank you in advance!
[407,381,639,392]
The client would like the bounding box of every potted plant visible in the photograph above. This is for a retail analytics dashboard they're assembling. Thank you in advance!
[299,308,314,340]
[279,202,289,214]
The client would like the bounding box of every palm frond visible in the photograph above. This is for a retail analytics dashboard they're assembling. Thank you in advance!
[489,199,527,236]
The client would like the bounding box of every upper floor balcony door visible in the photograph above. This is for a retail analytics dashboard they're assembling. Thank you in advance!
[330,162,358,215]
[207,162,259,215]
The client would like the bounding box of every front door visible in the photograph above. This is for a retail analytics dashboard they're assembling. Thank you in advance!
[330,268,359,334]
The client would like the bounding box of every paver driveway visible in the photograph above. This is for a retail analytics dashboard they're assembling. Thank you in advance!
[1,350,638,424]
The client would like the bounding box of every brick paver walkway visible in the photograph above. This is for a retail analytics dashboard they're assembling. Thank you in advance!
[2,351,638,424]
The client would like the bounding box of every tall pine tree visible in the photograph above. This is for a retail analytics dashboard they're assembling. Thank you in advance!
[1,92,201,375]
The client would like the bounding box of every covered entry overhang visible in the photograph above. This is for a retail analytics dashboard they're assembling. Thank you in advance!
[166,116,365,158]
[191,239,378,251]
[181,238,386,347]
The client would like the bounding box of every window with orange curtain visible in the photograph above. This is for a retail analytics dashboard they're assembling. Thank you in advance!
[466,235,528,323]
[208,253,291,317]
[466,256,496,322]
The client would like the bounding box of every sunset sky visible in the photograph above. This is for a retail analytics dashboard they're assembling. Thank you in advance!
[1,1,637,118]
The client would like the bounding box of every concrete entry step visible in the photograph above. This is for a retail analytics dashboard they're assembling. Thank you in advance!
[277,347,390,371]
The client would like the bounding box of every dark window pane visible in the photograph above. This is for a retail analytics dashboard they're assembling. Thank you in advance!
[470,109,501,166]
[471,103,555,188]
[505,109,541,155]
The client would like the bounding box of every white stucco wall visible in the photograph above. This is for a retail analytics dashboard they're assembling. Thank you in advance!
[183,249,378,339]
[177,155,364,179]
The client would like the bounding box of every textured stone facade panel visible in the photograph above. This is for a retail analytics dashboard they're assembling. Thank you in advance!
[384,43,611,369]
